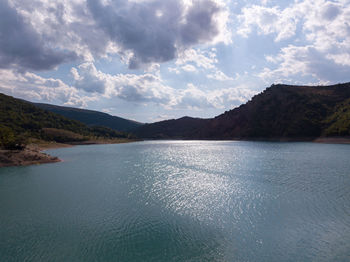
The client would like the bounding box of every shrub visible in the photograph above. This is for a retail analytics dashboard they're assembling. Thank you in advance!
[0,125,27,150]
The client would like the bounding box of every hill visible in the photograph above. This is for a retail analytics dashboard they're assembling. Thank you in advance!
[34,103,143,132]
[136,116,209,139]
[0,93,131,150]
[135,83,350,140]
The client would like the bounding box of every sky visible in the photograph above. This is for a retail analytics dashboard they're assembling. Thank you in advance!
[0,0,350,123]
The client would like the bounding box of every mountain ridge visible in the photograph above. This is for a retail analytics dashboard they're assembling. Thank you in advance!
[0,93,132,149]
[34,103,143,132]
[135,82,350,140]
[2,82,350,145]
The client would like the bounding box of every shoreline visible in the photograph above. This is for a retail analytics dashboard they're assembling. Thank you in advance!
[312,137,350,144]
[141,136,350,144]
[1,137,349,168]
[0,147,61,168]
[0,139,140,168]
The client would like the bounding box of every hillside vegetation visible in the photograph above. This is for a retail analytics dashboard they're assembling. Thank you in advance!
[35,103,143,132]
[135,117,209,139]
[136,83,350,140]
[0,93,131,149]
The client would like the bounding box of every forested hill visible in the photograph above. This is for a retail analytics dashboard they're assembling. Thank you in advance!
[0,93,131,149]
[134,116,210,139]
[135,82,350,140]
[34,103,143,132]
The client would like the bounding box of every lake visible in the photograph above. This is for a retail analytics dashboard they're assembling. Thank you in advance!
[0,141,349,261]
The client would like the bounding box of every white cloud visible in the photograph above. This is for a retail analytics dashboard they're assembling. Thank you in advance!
[72,62,175,105]
[172,47,235,82]
[168,67,181,74]
[176,48,218,69]
[169,83,256,110]
[240,0,350,83]
[171,83,214,110]
[182,64,198,72]
[238,0,350,45]
[238,4,298,41]
[207,70,234,81]
[0,68,94,107]
[207,85,257,109]
[259,44,350,83]
[72,62,256,111]
[150,114,177,122]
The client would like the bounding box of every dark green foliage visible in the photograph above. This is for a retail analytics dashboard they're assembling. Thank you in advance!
[41,128,87,143]
[134,117,209,139]
[136,83,350,139]
[0,93,88,137]
[0,125,26,150]
[324,98,350,136]
[89,126,136,139]
[34,103,143,132]
[0,93,131,149]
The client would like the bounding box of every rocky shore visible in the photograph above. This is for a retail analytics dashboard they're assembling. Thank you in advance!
[0,139,140,168]
[0,147,61,167]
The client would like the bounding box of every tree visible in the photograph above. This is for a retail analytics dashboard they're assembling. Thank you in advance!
[0,125,26,150]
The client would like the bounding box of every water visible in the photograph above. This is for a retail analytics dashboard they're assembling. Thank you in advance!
[0,141,349,261]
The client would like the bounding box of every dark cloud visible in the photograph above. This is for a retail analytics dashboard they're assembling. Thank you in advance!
[0,0,225,71]
[75,76,106,94]
[322,3,340,21]
[304,47,350,82]
[179,0,220,45]
[87,0,223,69]
[72,64,106,94]
[0,0,77,71]
[118,85,152,102]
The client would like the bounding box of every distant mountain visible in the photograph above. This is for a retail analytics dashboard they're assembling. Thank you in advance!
[34,103,143,132]
[136,116,210,139]
[0,93,130,149]
[135,83,350,140]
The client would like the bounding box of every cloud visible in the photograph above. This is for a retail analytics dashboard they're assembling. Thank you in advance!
[71,62,254,110]
[207,70,234,81]
[182,64,198,72]
[206,85,257,109]
[0,0,77,71]
[151,114,176,122]
[71,63,106,93]
[240,0,350,83]
[172,83,214,110]
[238,0,349,45]
[72,62,174,104]
[87,0,230,69]
[3,0,230,71]
[259,45,350,83]
[171,47,233,81]
[170,47,229,76]
[170,83,256,110]
[176,48,218,69]
[0,68,93,107]
[238,4,298,41]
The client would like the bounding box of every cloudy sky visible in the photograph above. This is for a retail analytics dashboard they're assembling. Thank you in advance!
[1,0,349,122]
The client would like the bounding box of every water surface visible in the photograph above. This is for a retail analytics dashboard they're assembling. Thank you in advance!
[0,141,349,261]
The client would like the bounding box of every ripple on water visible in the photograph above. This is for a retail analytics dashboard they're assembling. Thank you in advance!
[0,141,350,261]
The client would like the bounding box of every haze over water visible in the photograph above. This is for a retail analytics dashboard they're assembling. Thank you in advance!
[1,141,350,261]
